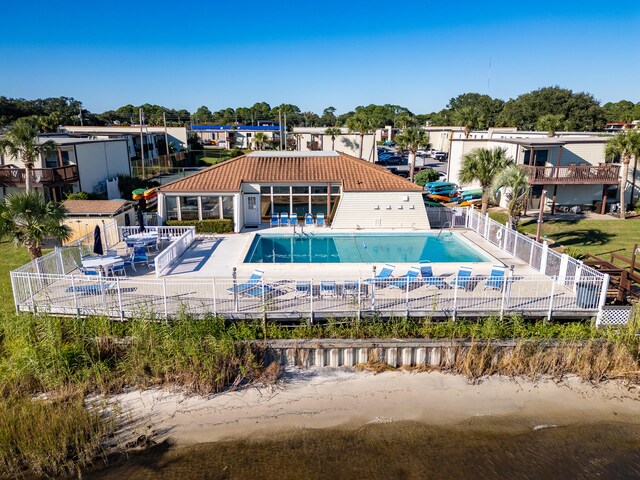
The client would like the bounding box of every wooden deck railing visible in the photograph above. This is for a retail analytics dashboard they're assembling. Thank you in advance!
[0,165,79,187]
[520,164,620,185]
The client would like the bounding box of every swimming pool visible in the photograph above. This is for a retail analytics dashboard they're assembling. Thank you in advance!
[244,233,490,264]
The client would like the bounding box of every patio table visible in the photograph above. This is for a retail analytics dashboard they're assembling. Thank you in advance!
[82,256,124,276]
[125,232,158,247]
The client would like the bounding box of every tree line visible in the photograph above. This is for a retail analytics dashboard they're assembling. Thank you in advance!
[1,87,638,132]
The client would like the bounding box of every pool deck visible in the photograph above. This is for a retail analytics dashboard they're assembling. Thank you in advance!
[118,226,540,281]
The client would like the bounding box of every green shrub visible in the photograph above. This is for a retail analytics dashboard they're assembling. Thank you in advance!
[166,218,234,233]
[64,191,89,201]
[564,246,586,260]
[414,168,440,186]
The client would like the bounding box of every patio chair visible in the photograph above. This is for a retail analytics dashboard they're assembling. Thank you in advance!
[131,245,150,268]
[343,280,360,297]
[316,213,325,227]
[364,263,396,286]
[280,212,290,227]
[227,269,265,295]
[484,265,507,291]
[305,213,314,226]
[270,213,279,227]
[419,260,445,288]
[295,280,312,297]
[388,266,421,289]
[320,280,337,297]
[290,215,299,227]
[450,266,473,290]
[110,258,131,276]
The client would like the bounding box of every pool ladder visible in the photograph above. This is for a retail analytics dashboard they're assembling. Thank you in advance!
[437,222,451,237]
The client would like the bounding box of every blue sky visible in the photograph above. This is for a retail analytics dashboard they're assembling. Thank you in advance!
[1,0,639,115]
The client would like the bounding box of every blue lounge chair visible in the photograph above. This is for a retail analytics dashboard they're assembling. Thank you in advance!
[280,212,289,227]
[270,213,279,227]
[295,280,312,297]
[419,260,445,288]
[66,281,115,296]
[305,213,314,226]
[227,269,265,295]
[450,266,473,290]
[290,215,299,227]
[484,265,507,290]
[320,280,337,297]
[389,266,421,289]
[364,264,396,286]
[316,213,325,227]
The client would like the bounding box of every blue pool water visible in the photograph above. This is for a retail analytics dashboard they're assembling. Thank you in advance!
[244,233,490,264]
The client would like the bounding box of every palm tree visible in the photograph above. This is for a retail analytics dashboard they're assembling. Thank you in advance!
[0,118,55,192]
[452,106,479,138]
[324,127,342,151]
[492,165,530,230]
[606,130,640,218]
[394,127,430,182]
[346,112,376,159]
[253,132,268,150]
[0,191,70,259]
[459,147,514,215]
[535,114,564,137]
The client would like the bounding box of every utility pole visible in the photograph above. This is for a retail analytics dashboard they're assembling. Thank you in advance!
[139,108,145,179]
[278,110,283,150]
[163,112,170,156]
[284,113,287,150]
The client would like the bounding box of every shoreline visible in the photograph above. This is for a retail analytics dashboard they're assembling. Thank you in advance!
[110,369,640,447]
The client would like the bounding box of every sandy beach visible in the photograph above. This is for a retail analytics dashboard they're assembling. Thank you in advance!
[112,369,640,446]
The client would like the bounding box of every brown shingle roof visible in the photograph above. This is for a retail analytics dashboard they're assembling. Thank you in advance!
[158,152,423,193]
[63,200,130,215]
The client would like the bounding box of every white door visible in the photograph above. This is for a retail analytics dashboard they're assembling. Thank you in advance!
[244,194,260,226]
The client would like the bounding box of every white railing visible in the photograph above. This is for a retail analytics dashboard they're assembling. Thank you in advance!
[154,228,196,277]
[10,271,607,321]
[118,225,195,241]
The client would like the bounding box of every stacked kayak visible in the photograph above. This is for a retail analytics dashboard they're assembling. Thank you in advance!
[132,188,157,210]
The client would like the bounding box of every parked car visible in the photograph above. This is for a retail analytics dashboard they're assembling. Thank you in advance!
[417,148,436,157]
[434,151,448,161]
[376,156,404,165]
[386,167,409,178]
[383,141,396,146]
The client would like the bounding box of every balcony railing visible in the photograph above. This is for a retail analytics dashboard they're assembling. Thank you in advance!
[520,164,620,185]
[0,165,79,187]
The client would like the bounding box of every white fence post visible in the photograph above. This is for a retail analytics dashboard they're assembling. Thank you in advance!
[452,275,458,321]
[405,278,410,318]
[163,278,168,319]
[212,278,217,316]
[309,278,314,323]
[540,240,548,275]
[558,254,569,285]
[70,275,78,316]
[116,277,124,321]
[512,231,518,256]
[483,212,490,238]
[597,274,610,318]
[574,261,583,292]
[547,276,556,322]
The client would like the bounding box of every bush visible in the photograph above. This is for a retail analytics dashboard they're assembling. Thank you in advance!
[63,191,89,201]
[166,218,234,233]
[564,246,586,260]
[414,168,440,186]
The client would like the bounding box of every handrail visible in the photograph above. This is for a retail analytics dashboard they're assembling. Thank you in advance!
[0,165,79,186]
[154,227,196,277]
[520,164,620,185]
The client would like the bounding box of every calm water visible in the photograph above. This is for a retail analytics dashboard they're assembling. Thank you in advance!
[90,420,640,479]
[244,233,490,264]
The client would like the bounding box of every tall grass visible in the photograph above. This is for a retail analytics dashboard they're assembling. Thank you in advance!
[0,394,114,478]
[0,310,637,476]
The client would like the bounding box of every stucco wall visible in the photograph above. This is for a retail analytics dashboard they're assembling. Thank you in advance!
[331,192,430,229]
[75,140,130,193]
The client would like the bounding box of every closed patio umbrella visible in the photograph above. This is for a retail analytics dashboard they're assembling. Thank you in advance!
[136,205,145,233]
[93,225,104,256]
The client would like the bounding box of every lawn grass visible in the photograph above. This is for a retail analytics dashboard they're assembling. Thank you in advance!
[488,212,640,260]
[195,149,249,166]
[0,241,34,316]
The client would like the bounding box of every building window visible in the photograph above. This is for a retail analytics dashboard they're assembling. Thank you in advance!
[181,197,199,220]
[166,197,178,220]
[222,196,234,218]
[200,196,219,219]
